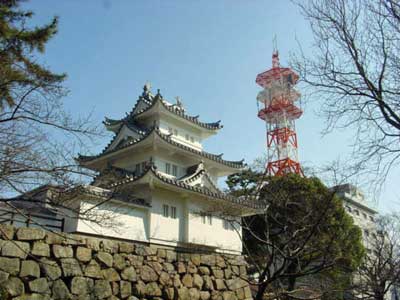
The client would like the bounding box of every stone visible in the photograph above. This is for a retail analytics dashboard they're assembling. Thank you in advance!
[132,280,146,298]
[0,224,14,239]
[159,271,171,286]
[199,266,210,275]
[0,270,9,283]
[243,286,252,299]
[53,245,73,258]
[85,237,100,250]
[181,274,193,288]
[31,241,50,257]
[147,261,163,274]
[166,250,177,262]
[127,297,140,300]
[84,259,102,279]
[177,287,190,300]
[71,276,94,295]
[177,262,186,273]
[193,273,204,289]
[203,275,214,290]
[211,267,224,279]
[223,291,238,300]
[140,265,158,282]
[40,258,61,280]
[157,248,166,258]
[224,267,232,279]
[239,266,247,276]
[125,254,143,268]
[226,278,248,291]
[135,245,156,256]
[102,268,121,281]
[173,274,182,288]
[0,257,20,275]
[189,288,201,300]
[20,260,40,278]
[211,290,223,300]
[120,280,131,299]
[145,282,162,297]
[119,242,134,253]
[76,247,92,262]
[99,239,119,253]
[163,262,175,273]
[235,288,245,300]
[5,277,24,296]
[200,291,211,300]
[94,280,112,299]
[164,287,175,300]
[201,255,216,266]
[231,266,239,276]
[113,253,126,270]
[14,293,51,300]
[29,277,50,294]
[1,241,29,259]
[214,279,226,291]
[96,251,113,267]
[121,266,137,282]
[52,279,71,299]
[16,227,45,240]
[111,281,119,295]
[187,262,198,274]
[215,256,226,268]
[61,258,82,277]
[191,254,201,266]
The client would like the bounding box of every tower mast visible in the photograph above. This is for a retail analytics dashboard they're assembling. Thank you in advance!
[256,51,303,176]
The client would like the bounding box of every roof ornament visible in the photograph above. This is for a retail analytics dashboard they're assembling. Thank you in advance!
[174,96,185,113]
[143,82,151,93]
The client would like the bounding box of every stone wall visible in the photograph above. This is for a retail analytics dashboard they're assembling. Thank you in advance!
[0,225,253,300]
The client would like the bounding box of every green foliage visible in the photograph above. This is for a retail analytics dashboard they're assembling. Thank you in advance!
[227,171,365,298]
[0,0,66,108]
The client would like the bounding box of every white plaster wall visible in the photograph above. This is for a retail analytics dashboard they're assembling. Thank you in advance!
[187,200,242,253]
[149,190,185,244]
[75,199,149,242]
[159,119,203,150]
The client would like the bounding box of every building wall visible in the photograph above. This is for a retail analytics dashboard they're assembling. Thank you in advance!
[159,117,203,150]
[72,199,149,243]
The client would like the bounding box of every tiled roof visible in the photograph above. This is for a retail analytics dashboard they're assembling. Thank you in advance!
[77,127,245,169]
[105,165,260,210]
[104,86,222,132]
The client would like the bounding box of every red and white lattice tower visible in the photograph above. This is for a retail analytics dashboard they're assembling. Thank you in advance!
[256,51,303,176]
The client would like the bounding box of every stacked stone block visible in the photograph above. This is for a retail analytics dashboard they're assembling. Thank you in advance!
[0,225,252,300]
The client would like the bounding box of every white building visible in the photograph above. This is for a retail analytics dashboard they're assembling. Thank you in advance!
[66,84,258,254]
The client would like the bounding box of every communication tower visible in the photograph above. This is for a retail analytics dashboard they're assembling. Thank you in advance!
[256,51,303,176]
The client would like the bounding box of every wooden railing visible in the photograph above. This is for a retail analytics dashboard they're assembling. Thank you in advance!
[0,208,64,232]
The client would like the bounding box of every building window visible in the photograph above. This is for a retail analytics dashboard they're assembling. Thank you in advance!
[168,127,173,134]
[163,205,169,218]
[190,136,195,143]
[141,161,147,171]
[223,219,234,231]
[185,134,189,141]
[171,206,177,219]
[200,213,212,224]
[172,165,178,177]
[165,163,171,175]
[173,129,178,136]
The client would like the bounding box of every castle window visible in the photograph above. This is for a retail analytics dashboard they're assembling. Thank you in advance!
[135,163,141,175]
[163,205,169,218]
[173,129,178,136]
[165,163,171,175]
[141,161,147,171]
[168,127,173,134]
[171,206,177,219]
[185,134,189,141]
[201,213,206,224]
[223,219,234,231]
[207,215,212,225]
[172,165,178,177]
[190,136,195,143]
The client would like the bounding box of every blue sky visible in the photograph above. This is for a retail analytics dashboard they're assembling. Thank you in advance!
[24,0,399,213]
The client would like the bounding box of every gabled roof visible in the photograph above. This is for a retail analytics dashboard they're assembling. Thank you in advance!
[179,162,220,193]
[103,85,222,132]
[77,127,245,169]
[101,165,260,210]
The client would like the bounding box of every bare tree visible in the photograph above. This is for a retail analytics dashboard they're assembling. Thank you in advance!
[0,1,107,229]
[351,213,400,300]
[292,0,400,192]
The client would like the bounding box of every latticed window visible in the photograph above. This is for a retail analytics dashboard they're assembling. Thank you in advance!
[172,165,178,177]
[165,163,171,175]
[171,206,177,219]
[163,205,169,218]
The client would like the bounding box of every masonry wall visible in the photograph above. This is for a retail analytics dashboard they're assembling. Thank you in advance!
[0,225,253,300]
